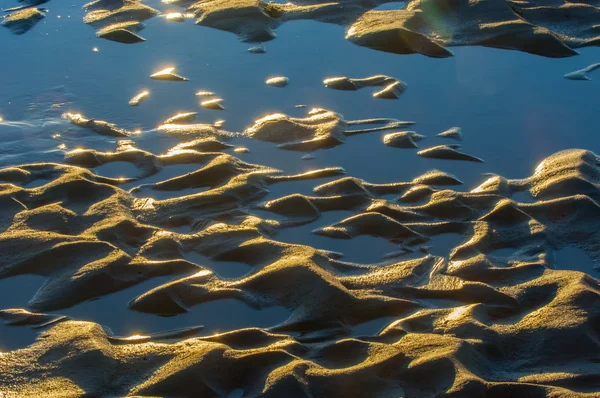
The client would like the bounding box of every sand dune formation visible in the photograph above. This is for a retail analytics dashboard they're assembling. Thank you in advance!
[0,100,599,395]
[2,0,600,57]
[2,0,600,396]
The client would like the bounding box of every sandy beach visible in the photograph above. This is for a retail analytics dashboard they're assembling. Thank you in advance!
[1,0,600,396]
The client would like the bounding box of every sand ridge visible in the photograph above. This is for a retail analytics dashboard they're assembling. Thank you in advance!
[1,7,46,35]
[1,113,600,394]
[2,0,600,395]
[5,0,599,59]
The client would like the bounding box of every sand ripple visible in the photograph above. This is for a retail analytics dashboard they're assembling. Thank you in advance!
[2,1,600,394]
[7,0,599,60]
[1,140,600,395]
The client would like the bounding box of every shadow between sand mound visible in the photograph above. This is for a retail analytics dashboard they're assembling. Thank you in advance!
[2,104,600,396]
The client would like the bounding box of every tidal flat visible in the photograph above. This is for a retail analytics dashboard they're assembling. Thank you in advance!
[1,0,600,396]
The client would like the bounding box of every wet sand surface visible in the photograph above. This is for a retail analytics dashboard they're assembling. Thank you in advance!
[1,0,600,396]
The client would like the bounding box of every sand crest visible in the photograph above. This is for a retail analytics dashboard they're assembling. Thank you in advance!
[1,131,600,396]
[2,8,45,35]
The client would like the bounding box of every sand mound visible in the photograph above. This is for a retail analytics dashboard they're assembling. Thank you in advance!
[2,8,45,35]
[383,131,425,148]
[324,75,407,99]
[438,127,463,141]
[98,26,146,43]
[82,0,158,43]
[243,108,411,151]
[150,67,189,81]
[3,1,600,394]
[418,144,484,163]
[161,111,199,125]
[8,0,600,59]
[128,90,150,105]
[266,76,289,87]
[187,0,379,42]
[201,98,225,110]
[346,0,600,57]
[2,75,600,396]
[565,62,600,80]
[84,1,159,28]
[2,137,600,396]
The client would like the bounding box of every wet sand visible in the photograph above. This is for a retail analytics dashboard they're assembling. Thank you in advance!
[1,0,600,396]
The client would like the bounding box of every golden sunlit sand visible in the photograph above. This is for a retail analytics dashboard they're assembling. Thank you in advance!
[1,0,600,396]
[129,90,150,106]
[1,146,600,396]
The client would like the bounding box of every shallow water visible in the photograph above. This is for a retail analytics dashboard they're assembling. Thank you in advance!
[2,3,600,170]
[2,0,600,395]
[1,0,599,338]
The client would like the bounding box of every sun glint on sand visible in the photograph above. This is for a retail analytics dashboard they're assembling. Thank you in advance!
[2,105,600,395]
[2,0,600,396]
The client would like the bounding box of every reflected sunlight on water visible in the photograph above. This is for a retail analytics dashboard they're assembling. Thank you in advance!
[1,0,600,395]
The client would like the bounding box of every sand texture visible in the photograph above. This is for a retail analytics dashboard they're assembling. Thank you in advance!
[1,8,45,35]
[1,115,600,395]
[2,0,600,396]
[3,0,598,58]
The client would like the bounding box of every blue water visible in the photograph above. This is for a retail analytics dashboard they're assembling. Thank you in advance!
[1,0,600,350]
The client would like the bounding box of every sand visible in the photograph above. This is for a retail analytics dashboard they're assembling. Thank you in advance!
[0,121,596,392]
[1,144,600,396]
[248,45,266,53]
[346,0,599,57]
[81,2,156,43]
[5,0,598,61]
[1,8,45,35]
[3,0,598,60]
[2,0,600,396]
[564,62,600,80]
[383,131,426,148]
[162,111,198,125]
[242,109,413,151]
[265,76,289,87]
[150,67,189,81]
[83,2,159,27]
[437,127,463,141]
[201,98,225,110]
[417,144,484,163]
[324,75,407,99]
[63,112,134,137]
[128,90,150,106]
[98,26,146,43]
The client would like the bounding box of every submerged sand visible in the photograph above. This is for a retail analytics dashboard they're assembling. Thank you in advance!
[1,0,600,396]
[5,0,600,57]
[0,105,600,395]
